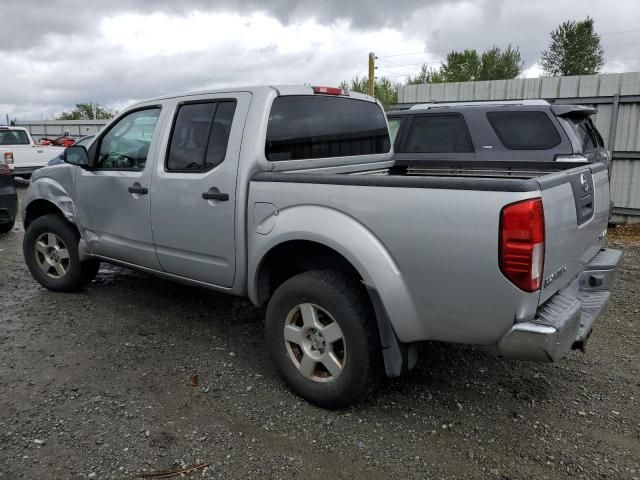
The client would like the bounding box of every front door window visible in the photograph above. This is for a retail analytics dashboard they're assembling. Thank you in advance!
[98,108,161,170]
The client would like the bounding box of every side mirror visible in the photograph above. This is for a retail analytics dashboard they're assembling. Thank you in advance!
[63,145,90,167]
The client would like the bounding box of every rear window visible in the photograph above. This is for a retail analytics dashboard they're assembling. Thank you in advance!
[404,115,473,153]
[0,129,30,145]
[487,111,561,150]
[265,96,390,161]
[564,116,603,152]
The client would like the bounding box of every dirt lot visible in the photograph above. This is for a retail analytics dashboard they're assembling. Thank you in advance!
[1,187,639,480]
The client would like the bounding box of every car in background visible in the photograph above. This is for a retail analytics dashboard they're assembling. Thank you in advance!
[47,135,95,166]
[0,158,18,233]
[386,100,610,170]
[40,134,76,148]
[0,126,66,177]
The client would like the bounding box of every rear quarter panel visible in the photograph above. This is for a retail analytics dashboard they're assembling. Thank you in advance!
[248,179,541,345]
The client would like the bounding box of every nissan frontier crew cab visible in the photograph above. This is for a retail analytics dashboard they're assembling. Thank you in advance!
[21,86,621,408]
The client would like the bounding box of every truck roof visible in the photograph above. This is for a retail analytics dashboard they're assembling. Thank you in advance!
[0,126,28,132]
[130,85,376,108]
[409,99,551,109]
[388,101,597,118]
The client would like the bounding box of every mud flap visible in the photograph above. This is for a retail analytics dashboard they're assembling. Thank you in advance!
[366,286,417,377]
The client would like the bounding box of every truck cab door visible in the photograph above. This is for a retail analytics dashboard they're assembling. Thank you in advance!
[150,93,250,288]
[75,106,164,269]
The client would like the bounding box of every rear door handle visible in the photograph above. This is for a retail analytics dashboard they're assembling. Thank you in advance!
[128,182,148,195]
[202,187,229,201]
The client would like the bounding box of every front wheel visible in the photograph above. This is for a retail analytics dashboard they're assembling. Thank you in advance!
[265,270,381,409]
[23,214,97,292]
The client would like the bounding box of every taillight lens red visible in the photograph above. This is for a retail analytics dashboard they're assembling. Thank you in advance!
[0,163,11,175]
[499,198,545,292]
[312,86,344,95]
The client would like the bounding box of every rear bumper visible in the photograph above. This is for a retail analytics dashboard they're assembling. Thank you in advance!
[11,166,38,177]
[498,248,622,362]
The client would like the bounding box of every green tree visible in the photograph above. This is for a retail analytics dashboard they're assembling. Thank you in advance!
[479,46,523,80]
[541,17,604,76]
[340,76,398,111]
[406,64,445,84]
[58,102,114,120]
[407,46,523,84]
[440,49,482,82]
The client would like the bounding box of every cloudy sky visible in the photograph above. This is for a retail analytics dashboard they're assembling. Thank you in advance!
[2,0,639,120]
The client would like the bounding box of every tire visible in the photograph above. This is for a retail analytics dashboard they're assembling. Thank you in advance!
[23,214,94,292]
[265,270,381,409]
[0,220,14,233]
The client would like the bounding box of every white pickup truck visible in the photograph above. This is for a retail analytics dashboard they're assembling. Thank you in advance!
[0,126,65,177]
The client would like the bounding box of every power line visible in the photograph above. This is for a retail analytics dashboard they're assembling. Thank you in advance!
[376,67,414,77]
[378,60,440,69]
[376,44,640,72]
[375,54,640,79]
[378,27,640,59]
[376,58,424,74]
[380,40,640,62]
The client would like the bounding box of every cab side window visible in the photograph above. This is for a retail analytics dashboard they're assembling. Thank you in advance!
[487,111,561,150]
[404,115,473,153]
[98,108,161,170]
[166,100,237,172]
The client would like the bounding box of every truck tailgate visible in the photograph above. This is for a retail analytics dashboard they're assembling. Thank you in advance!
[537,163,610,304]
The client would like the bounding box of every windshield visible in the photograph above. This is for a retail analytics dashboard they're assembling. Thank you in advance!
[76,136,95,147]
[0,129,30,145]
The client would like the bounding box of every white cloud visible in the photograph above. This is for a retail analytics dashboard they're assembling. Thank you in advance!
[3,12,428,119]
[1,1,639,119]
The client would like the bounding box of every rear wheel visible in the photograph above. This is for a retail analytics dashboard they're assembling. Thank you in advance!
[23,214,97,292]
[265,270,381,409]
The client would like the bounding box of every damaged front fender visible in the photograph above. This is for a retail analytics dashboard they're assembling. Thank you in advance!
[21,166,93,260]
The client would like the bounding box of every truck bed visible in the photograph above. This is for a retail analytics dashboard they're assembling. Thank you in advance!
[251,159,610,345]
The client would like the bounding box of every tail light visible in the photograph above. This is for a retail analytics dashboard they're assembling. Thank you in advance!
[312,86,346,96]
[0,163,10,175]
[499,198,545,292]
[3,152,13,164]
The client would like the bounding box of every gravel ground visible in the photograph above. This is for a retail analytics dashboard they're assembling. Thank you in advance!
[1,186,639,480]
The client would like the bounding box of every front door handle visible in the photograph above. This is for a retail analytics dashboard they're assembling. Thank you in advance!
[202,187,229,201]
[128,182,148,195]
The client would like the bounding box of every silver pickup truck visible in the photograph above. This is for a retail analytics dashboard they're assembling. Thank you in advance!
[22,85,621,408]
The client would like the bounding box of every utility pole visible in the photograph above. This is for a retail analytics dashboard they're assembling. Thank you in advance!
[368,52,376,97]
